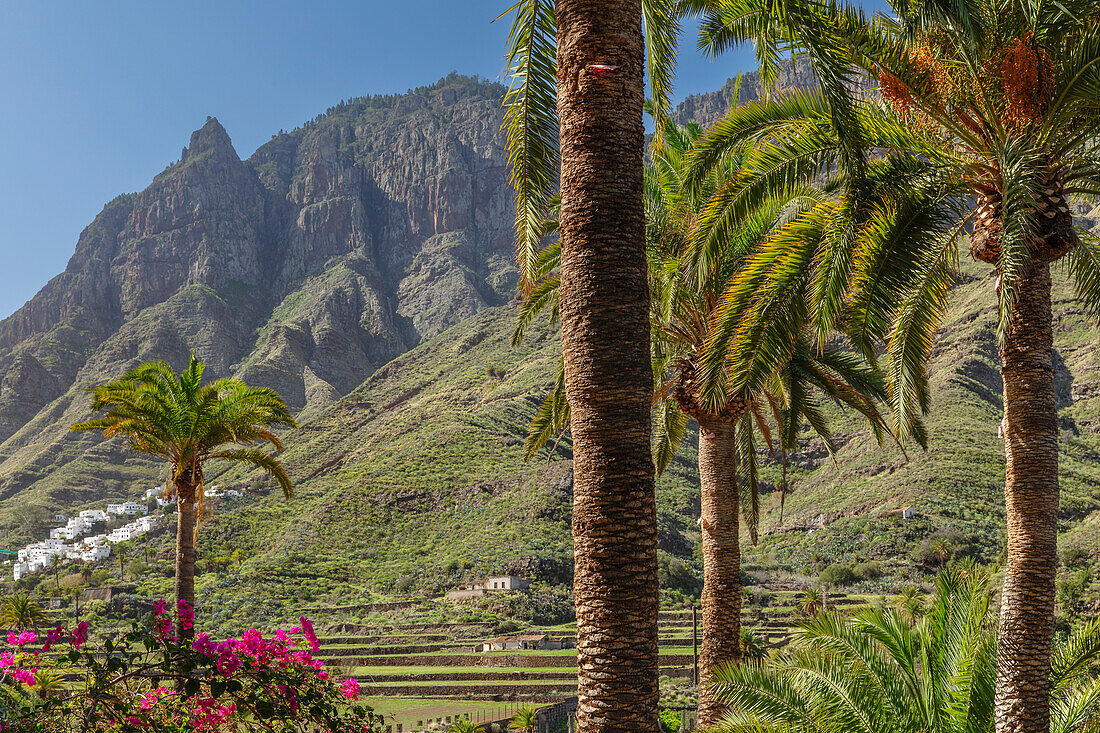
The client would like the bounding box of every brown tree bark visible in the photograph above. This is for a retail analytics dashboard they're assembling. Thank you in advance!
[174,478,197,643]
[696,418,742,727]
[995,256,1059,733]
[556,1,658,730]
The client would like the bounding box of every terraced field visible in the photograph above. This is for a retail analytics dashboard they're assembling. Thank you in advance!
[310,590,883,730]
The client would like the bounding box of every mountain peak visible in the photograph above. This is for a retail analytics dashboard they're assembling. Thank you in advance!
[182,116,236,162]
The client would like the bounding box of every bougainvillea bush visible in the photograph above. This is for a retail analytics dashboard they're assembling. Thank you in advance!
[0,600,380,732]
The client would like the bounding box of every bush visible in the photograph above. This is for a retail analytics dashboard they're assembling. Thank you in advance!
[853,561,884,581]
[912,529,973,568]
[818,564,857,587]
[0,601,382,731]
[658,708,682,732]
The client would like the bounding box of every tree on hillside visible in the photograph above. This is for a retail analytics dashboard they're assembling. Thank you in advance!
[0,593,47,632]
[686,1,1100,728]
[72,354,296,639]
[516,118,894,724]
[710,568,1100,733]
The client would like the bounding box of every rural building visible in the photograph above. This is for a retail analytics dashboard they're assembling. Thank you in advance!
[107,502,145,516]
[446,575,531,600]
[479,634,550,652]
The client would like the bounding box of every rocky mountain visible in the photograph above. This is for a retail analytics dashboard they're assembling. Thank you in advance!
[2,69,1099,625]
[0,74,517,528]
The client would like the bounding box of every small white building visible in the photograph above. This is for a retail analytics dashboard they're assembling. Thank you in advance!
[446,575,531,601]
[80,509,109,523]
[107,501,145,516]
[106,527,133,543]
[53,513,68,523]
[80,545,110,562]
[135,515,159,532]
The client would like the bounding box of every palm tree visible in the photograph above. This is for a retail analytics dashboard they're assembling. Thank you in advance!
[503,1,686,727]
[685,2,1100,727]
[450,720,478,733]
[71,354,296,639]
[509,707,538,733]
[32,670,65,700]
[0,593,47,632]
[739,627,767,660]
[709,568,1100,733]
[797,588,825,618]
[502,0,693,727]
[896,586,926,624]
[518,119,892,725]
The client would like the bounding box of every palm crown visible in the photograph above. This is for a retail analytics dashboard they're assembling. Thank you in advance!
[72,354,297,507]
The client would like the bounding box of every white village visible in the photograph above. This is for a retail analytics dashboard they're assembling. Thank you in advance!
[8,485,244,581]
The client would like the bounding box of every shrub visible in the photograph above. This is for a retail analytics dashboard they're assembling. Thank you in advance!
[818,564,857,587]
[658,707,682,732]
[912,529,973,568]
[853,561,884,581]
[0,600,382,731]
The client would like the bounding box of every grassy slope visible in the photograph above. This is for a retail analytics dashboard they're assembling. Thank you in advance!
[744,251,1100,577]
[10,247,1100,628]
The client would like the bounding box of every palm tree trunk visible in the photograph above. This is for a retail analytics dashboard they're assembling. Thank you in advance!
[995,256,1058,733]
[556,1,658,730]
[174,491,196,643]
[696,418,741,727]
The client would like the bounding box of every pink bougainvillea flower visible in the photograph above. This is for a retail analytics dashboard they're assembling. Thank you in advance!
[72,622,89,650]
[341,678,360,701]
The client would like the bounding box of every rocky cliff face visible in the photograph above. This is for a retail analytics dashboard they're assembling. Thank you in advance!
[0,75,517,524]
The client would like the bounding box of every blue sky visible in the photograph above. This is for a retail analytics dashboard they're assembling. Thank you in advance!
[0,1,767,319]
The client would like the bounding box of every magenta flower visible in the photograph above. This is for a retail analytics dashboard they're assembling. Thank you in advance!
[341,678,360,701]
[177,599,194,631]
[299,616,319,652]
[72,622,89,650]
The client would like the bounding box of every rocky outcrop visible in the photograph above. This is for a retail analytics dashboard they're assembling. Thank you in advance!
[0,75,519,526]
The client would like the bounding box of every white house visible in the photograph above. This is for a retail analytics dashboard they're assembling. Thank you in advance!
[80,545,110,562]
[106,528,132,543]
[107,501,145,516]
[135,515,158,532]
[479,634,550,652]
[80,509,109,523]
[446,576,531,601]
[53,513,68,523]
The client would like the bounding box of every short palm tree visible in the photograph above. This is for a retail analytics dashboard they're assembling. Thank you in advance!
[72,354,296,638]
[739,628,767,660]
[509,707,538,733]
[797,588,825,618]
[0,593,47,632]
[450,720,477,733]
[32,670,65,700]
[518,119,893,725]
[710,568,1100,733]
[896,586,926,624]
[688,2,1100,728]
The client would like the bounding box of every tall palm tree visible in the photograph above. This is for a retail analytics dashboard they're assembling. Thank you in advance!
[709,568,1100,733]
[0,593,47,633]
[685,3,1100,729]
[71,354,296,639]
[504,0,670,727]
[518,120,893,725]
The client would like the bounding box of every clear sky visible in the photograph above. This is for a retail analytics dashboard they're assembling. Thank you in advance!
[0,1,769,319]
